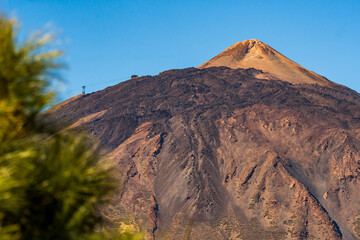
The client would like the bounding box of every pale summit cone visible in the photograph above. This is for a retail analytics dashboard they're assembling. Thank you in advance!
[198,39,333,87]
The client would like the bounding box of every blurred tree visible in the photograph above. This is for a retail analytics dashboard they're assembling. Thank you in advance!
[0,14,142,240]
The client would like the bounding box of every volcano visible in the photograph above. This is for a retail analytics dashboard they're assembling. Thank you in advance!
[198,39,333,87]
[46,40,360,239]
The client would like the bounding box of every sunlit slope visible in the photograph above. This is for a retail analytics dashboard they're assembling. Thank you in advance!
[198,39,333,87]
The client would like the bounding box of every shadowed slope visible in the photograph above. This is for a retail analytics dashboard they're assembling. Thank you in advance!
[46,66,360,239]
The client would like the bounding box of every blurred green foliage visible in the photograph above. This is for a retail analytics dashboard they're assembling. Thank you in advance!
[0,14,142,240]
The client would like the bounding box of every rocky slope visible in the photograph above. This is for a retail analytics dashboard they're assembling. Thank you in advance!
[45,41,360,239]
[198,39,333,87]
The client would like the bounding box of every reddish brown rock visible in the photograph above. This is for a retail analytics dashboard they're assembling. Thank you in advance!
[45,41,360,239]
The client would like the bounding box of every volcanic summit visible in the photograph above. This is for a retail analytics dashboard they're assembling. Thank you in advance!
[46,40,360,239]
[199,39,332,87]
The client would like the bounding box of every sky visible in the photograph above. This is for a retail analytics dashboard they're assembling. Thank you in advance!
[1,0,360,103]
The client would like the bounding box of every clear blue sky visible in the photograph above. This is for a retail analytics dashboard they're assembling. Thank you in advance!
[1,0,360,102]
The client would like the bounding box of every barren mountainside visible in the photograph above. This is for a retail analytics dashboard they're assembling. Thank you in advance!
[46,40,360,240]
[198,39,333,87]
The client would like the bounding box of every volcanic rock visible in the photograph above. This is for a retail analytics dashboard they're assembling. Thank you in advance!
[45,40,360,239]
[198,39,333,87]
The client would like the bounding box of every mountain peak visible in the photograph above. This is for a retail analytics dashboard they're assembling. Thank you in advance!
[198,39,332,86]
[228,39,265,49]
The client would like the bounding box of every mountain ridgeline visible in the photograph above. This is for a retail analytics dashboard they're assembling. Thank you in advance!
[46,40,360,239]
